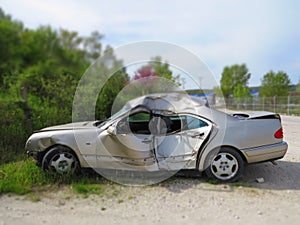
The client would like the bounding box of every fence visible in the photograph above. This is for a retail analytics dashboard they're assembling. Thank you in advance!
[214,95,300,116]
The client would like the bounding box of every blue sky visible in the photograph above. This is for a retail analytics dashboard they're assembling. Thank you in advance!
[1,0,300,89]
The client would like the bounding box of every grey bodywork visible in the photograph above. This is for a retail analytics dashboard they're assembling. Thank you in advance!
[25,93,288,172]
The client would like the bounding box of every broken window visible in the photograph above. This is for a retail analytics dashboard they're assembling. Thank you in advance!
[159,115,208,134]
[117,112,151,135]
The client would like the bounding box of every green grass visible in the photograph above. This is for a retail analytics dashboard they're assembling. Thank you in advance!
[71,183,104,198]
[0,159,105,196]
[0,159,50,195]
[207,179,218,185]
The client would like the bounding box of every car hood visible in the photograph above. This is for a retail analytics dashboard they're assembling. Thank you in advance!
[37,121,96,132]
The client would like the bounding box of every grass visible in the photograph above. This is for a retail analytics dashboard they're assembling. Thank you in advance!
[0,159,50,195]
[0,158,106,197]
[207,179,218,185]
[71,183,104,198]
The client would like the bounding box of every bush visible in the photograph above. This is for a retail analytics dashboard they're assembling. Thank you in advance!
[0,98,29,163]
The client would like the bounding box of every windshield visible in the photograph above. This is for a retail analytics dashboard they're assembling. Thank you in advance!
[97,105,130,127]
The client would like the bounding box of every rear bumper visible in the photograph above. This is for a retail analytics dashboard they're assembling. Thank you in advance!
[241,142,288,163]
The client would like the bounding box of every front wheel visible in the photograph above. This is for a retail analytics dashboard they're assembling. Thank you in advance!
[205,148,244,183]
[42,146,80,175]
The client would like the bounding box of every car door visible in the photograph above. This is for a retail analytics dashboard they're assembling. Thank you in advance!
[97,111,158,170]
[154,114,212,170]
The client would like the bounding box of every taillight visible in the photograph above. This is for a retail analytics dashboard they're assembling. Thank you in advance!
[274,127,283,139]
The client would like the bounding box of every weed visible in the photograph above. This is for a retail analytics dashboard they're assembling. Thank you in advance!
[25,193,41,202]
[207,179,218,185]
[71,183,103,196]
[112,189,119,197]
[128,195,134,200]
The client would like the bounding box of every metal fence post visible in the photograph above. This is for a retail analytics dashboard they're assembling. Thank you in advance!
[287,95,290,115]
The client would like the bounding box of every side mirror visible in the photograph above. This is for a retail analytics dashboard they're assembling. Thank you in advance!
[107,126,116,135]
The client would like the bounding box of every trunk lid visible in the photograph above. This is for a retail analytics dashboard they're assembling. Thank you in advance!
[231,111,280,120]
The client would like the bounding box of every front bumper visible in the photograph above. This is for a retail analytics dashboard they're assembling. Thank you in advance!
[241,141,288,163]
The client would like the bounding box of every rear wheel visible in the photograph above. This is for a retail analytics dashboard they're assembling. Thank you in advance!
[205,148,244,182]
[42,146,80,174]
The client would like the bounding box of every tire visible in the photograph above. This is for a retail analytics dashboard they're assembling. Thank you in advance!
[205,148,244,183]
[42,146,80,175]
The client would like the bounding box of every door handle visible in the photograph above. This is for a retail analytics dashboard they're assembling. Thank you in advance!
[142,138,152,143]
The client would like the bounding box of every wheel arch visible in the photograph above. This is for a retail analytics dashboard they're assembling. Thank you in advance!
[39,144,81,168]
[198,145,247,171]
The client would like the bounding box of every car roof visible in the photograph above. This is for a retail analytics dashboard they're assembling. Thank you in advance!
[124,93,207,114]
[121,93,231,127]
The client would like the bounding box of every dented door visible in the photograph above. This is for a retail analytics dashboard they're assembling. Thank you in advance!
[154,115,212,170]
[97,111,158,169]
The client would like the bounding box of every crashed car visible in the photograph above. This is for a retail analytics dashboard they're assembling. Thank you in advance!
[26,93,288,182]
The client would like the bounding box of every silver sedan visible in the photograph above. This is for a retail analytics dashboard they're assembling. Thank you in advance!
[26,93,288,182]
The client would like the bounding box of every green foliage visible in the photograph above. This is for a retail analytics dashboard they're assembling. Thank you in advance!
[0,8,130,163]
[0,10,23,83]
[260,71,291,97]
[220,64,251,98]
[0,96,29,163]
[232,84,252,98]
[94,56,181,117]
[96,70,129,119]
[150,56,180,84]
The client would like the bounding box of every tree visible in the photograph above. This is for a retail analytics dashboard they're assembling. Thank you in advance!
[95,47,130,119]
[260,71,291,97]
[0,8,23,83]
[133,56,179,83]
[134,65,157,80]
[132,56,180,95]
[232,84,251,98]
[149,56,179,84]
[83,31,103,61]
[220,64,251,98]
[105,56,181,111]
[0,7,130,162]
[96,69,129,119]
